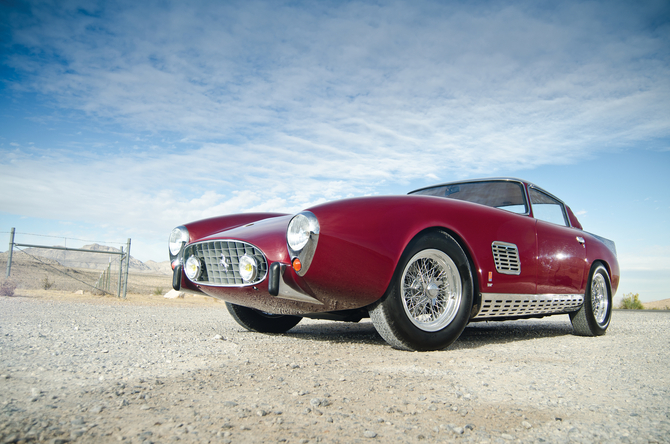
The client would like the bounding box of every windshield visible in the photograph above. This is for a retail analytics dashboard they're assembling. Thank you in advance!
[410,180,528,214]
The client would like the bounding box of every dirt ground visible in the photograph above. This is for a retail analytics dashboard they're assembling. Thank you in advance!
[2,288,669,444]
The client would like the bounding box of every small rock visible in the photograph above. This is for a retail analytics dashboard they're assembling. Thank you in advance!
[163,290,184,299]
[364,430,377,438]
[522,420,532,429]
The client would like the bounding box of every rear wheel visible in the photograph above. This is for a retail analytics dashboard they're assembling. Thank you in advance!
[570,263,612,336]
[226,303,302,333]
[370,231,473,351]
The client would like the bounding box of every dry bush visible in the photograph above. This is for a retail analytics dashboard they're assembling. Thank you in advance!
[620,293,644,310]
[0,279,18,297]
[42,275,54,290]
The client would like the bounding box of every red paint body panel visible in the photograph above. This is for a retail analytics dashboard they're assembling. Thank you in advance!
[175,180,620,317]
[535,220,586,294]
[184,213,287,243]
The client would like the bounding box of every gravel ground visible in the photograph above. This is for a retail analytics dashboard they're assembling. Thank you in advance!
[1,292,669,444]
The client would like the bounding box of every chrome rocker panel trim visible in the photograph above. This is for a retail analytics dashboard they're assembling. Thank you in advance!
[474,293,584,319]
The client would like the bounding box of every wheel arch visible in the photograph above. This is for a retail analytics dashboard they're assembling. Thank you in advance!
[389,226,482,317]
[586,259,615,296]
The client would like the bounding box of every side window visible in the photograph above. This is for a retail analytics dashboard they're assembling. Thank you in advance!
[529,188,568,226]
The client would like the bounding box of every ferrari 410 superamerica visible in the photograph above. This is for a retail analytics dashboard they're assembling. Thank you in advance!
[169,178,619,351]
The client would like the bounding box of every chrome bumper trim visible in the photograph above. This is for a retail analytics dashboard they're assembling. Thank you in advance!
[274,263,323,305]
[474,293,583,319]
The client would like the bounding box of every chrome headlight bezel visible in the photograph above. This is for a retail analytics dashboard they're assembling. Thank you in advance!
[286,211,320,276]
[169,226,189,258]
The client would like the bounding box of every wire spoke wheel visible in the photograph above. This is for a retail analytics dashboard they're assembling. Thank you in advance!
[591,272,609,326]
[369,231,473,351]
[570,263,612,336]
[401,250,462,332]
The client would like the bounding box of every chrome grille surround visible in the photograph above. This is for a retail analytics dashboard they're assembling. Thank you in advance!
[183,240,268,286]
[492,241,521,275]
[474,293,584,319]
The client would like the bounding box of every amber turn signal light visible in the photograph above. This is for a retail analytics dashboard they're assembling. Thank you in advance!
[292,258,302,272]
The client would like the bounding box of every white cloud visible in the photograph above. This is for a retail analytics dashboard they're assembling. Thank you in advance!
[1,0,669,262]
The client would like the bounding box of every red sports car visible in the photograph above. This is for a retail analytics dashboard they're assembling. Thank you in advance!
[169,178,619,351]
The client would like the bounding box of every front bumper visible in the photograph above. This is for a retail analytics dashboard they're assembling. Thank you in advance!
[268,262,323,305]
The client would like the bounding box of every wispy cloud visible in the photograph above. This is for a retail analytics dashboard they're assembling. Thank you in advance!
[1,0,669,261]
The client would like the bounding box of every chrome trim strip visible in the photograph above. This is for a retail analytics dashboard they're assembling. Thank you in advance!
[275,264,323,305]
[474,293,584,319]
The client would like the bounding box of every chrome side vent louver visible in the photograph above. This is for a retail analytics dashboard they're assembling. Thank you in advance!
[492,241,521,275]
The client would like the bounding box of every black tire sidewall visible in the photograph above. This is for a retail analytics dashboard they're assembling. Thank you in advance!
[382,231,473,351]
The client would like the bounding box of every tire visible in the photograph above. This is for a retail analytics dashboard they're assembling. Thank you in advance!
[226,303,302,333]
[570,263,612,336]
[369,231,473,351]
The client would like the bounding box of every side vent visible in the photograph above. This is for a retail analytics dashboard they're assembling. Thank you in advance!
[492,241,521,275]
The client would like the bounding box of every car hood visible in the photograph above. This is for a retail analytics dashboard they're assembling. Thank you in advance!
[197,214,293,263]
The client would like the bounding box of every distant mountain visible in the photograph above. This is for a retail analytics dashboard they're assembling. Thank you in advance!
[20,244,171,275]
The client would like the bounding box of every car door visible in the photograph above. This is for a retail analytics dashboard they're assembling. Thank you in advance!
[530,187,586,295]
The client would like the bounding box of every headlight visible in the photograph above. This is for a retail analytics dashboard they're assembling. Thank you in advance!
[184,255,201,280]
[238,254,257,282]
[286,211,320,276]
[287,212,320,251]
[169,226,189,257]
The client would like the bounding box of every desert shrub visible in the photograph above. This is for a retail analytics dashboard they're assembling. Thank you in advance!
[42,275,54,290]
[153,287,164,296]
[0,280,18,297]
[619,292,644,310]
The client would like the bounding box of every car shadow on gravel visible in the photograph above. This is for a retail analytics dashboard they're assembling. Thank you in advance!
[281,317,576,350]
[451,319,575,350]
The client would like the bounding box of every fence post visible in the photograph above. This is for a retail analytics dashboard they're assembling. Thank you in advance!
[6,228,15,278]
[117,246,124,298]
[122,238,131,299]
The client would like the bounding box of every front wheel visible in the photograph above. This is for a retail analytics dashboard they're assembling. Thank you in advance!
[226,303,302,333]
[369,231,473,351]
[570,263,612,336]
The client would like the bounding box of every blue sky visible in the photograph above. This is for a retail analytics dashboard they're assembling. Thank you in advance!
[1,0,669,301]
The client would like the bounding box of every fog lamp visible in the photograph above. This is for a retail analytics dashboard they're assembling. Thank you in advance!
[185,255,201,280]
[239,255,257,282]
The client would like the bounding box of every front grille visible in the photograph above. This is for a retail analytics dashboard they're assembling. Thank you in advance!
[183,240,267,286]
[474,294,584,319]
[492,241,521,275]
